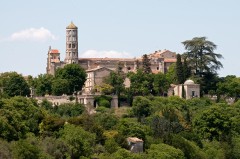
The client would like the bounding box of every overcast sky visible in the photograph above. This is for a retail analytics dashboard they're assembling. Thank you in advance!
[0,0,239,77]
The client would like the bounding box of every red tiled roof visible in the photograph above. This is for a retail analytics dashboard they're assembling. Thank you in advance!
[50,49,60,54]
[164,59,176,62]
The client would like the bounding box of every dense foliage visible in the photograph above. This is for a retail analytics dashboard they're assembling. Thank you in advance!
[0,93,239,158]
[1,37,238,159]
[182,37,223,76]
[0,72,30,97]
[55,64,87,94]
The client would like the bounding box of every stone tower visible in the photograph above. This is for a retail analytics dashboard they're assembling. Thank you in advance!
[64,22,78,64]
[46,46,61,75]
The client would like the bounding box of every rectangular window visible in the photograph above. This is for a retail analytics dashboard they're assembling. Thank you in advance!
[192,91,195,97]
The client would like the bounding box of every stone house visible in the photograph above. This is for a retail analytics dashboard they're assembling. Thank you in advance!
[127,137,144,153]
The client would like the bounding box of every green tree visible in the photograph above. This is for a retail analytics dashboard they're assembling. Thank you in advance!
[117,118,147,143]
[0,96,44,141]
[153,72,169,96]
[0,139,12,159]
[11,139,41,159]
[55,64,87,94]
[53,103,85,117]
[166,63,177,84]
[40,137,69,159]
[94,112,119,130]
[176,54,184,84]
[104,138,120,154]
[200,72,220,95]
[128,69,153,96]
[110,148,141,159]
[193,105,232,141]
[202,140,225,159]
[39,116,65,137]
[61,124,95,158]
[217,75,240,102]
[132,96,152,121]
[182,37,223,76]
[52,78,69,95]
[183,57,191,81]
[147,143,185,159]
[105,71,124,99]
[34,74,54,96]
[169,134,207,159]
[95,83,114,95]
[0,72,30,97]
[142,54,151,74]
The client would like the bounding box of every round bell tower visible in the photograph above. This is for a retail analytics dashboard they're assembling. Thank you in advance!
[65,21,78,64]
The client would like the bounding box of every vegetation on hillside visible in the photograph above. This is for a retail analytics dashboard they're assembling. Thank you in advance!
[1,37,240,159]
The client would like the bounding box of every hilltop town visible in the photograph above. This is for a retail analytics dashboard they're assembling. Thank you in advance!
[1,22,240,159]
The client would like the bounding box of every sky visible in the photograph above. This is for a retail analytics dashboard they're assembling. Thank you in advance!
[0,0,239,77]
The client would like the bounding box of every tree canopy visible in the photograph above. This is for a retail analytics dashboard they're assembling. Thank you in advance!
[0,72,30,97]
[55,64,87,94]
[182,37,223,76]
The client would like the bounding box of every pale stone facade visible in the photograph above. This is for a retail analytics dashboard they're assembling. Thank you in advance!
[83,67,113,94]
[46,22,178,96]
[171,80,200,99]
[65,22,78,64]
[36,94,118,109]
[127,137,144,153]
[47,22,177,76]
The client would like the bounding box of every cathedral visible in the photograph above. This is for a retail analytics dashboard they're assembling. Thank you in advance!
[46,22,177,93]
[47,22,177,75]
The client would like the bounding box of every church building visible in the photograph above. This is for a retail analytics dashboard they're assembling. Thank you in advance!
[46,22,177,93]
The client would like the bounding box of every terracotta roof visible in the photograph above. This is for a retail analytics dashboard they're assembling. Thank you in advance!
[148,49,177,58]
[66,22,78,29]
[50,49,60,54]
[164,59,176,62]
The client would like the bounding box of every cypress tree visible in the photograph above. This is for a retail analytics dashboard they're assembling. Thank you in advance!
[176,54,184,84]
[142,54,151,74]
[183,58,191,81]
